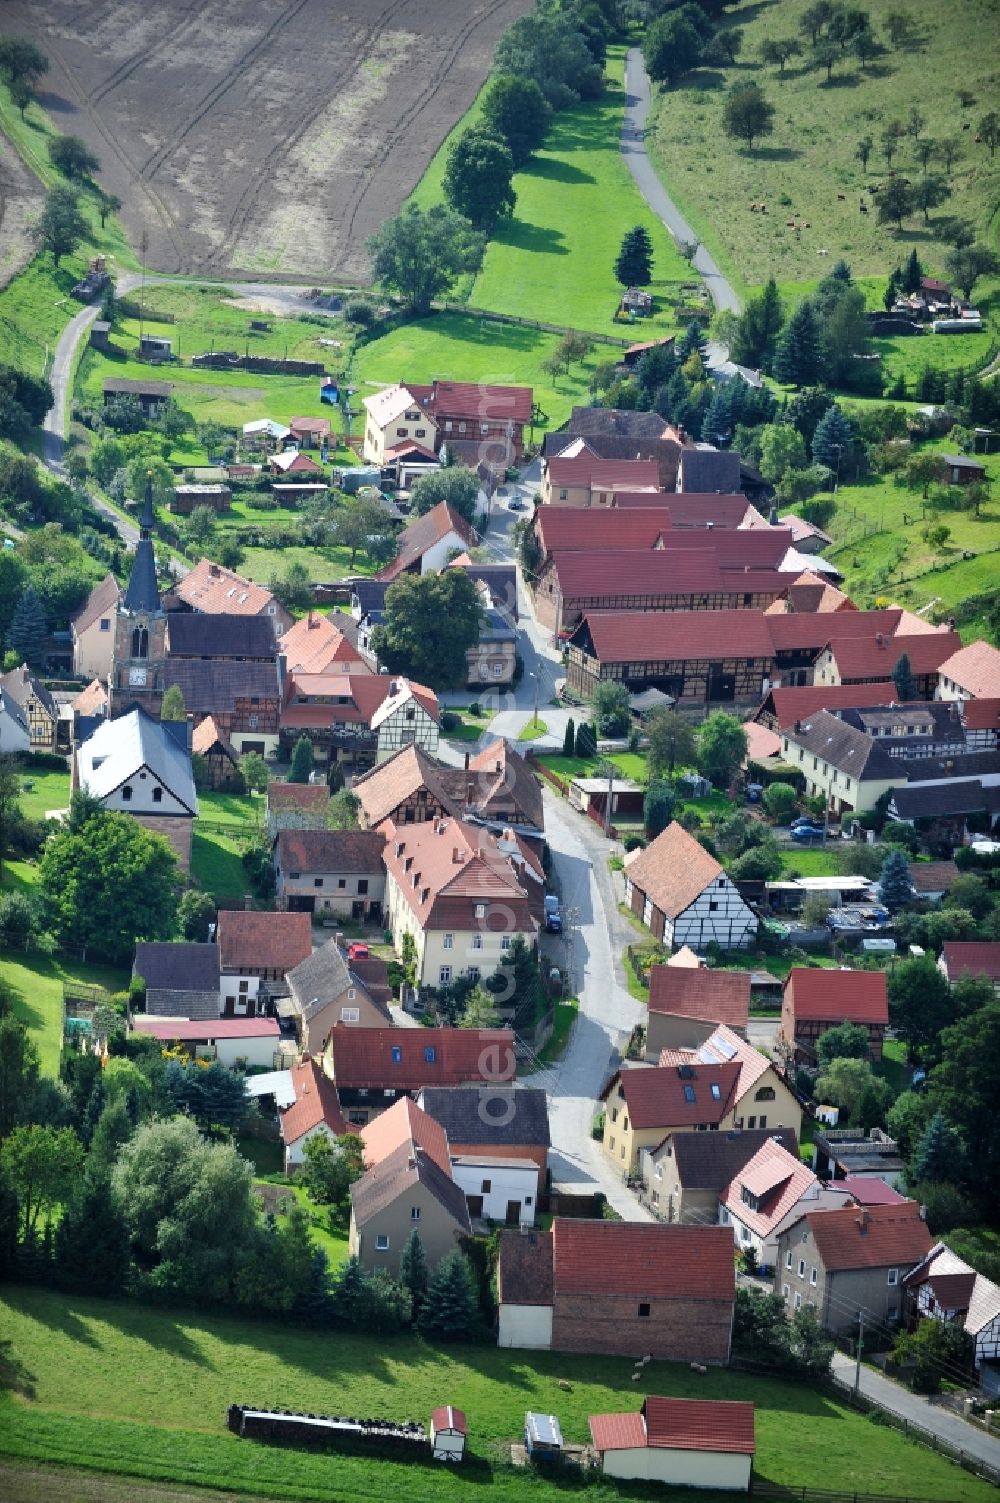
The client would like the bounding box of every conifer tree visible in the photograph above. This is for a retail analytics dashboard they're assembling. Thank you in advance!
[902,247,924,293]
[773,302,823,387]
[289,735,315,784]
[678,318,707,362]
[575,721,597,758]
[55,1172,130,1295]
[418,1248,479,1339]
[614,225,654,287]
[811,404,856,476]
[331,1253,369,1326]
[6,586,47,666]
[399,1228,429,1320]
[878,848,913,912]
[562,717,575,757]
[892,652,917,702]
[910,1110,964,1184]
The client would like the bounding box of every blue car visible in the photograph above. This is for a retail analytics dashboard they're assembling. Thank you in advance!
[790,824,825,841]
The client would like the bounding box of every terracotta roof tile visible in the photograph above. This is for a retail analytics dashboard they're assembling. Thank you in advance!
[909,860,959,895]
[938,641,1000,698]
[666,1128,799,1189]
[604,1061,742,1129]
[536,508,674,558]
[590,1398,754,1455]
[588,1412,647,1452]
[803,1201,932,1272]
[623,821,725,920]
[381,816,537,933]
[941,941,1000,982]
[765,609,904,653]
[762,683,899,727]
[353,744,458,826]
[360,1095,451,1174]
[276,828,385,874]
[551,549,726,598]
[960,697,1000,731]
[329,1026,516,1090]
[784,968,888,1025]
[498,1227,554,1305]
[721,1140,817,1237]
[553,1219,735,1299]
[134,1016,278,1041]
[350,1138,470,1230]
[580,608,776,663]
[217,909,312,974]
[828,632,962,681]
[280,612,364,674]
[174,558,283,619]
[191,715,236,761]
[280,1057,348,1144]
[840,1177,906,1206]
[71,571,120,635]
[546,455,661,490]
[424,378,533,424]
[71,677,109,716]
[267,782,331,812]
[468,739,544,831]
[377,502,479,582]
[647,967,750,1029]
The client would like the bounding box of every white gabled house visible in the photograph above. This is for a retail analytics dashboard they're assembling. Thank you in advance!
[73,705,198,870]
[903,1243,1000,1393]
[623,822,758,951]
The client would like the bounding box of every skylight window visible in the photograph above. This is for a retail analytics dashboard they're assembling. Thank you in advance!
[711,1083,722,1100]
[683,1085,696,1103]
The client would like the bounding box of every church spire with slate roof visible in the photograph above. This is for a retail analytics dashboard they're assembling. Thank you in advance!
[110,472,166,716]
[122,472,161,613]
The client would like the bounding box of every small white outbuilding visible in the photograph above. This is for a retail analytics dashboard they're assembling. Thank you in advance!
[430,1405,467,1462]
[589,1396,755,1492]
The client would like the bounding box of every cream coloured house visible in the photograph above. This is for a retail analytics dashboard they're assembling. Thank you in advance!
[363,384,437,465]
[382,815,540,990]
[70,572,120,680]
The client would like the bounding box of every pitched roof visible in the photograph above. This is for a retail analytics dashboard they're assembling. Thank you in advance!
[216,909,312,974]
[418,1086,550,1148]
[546,455,662,491]
[431,1407,467,1435]
[552,1219,735,1299]
[762,683,899,728]
[363,384,419,427]
[668,945,703,968]
[191,714,236,762]
[76,706,197,812]
[909,860,960,895]
[689,1025,774,1102]
[174,558,282,619]
[70,677,109,717]
[590,1397,755,1456]
[802,1201,932,1272]
[329,1026,516,1090]
[267,782,331,813]
[960,697,1000,731]
[784,968,888,1025]
[721,1140,817,1237]
[498,1227,554,1305]
[780,513,834,547]
[623,822,726,920]
[678,448,743,494]
[350,1137,471,1231]
[381,816,537,934]
[891,780,996,821]
[668,527,794,570]
[579,609,776,664]
[938,640,1000,698]
[285,939,384,1023]
[423,378,533,424]
[605,1061,741,1129]
[535,507,674,558]
[270,449,324,474]
[765,609,904,653]
[780,709,897,781]
[290,415,332,436]
[276,828,385,874]
[133,941,220,992]
[376,502,479,582]
[352,743,459,826]
[71,571,120,635]
[360,1095,451,1174]
[663,1127,799,1187]
[280,611,363,674]
[161,660,279,714]
[550,549,726,599]
[468,739,544,831]
[567,405,672,440]
[280,1056,348,1144]
[133,1016,278,1041]
[941,941,1000,983]
[841,1176,906,1206]
[828,632,962,681]
[1,664,57,721]
[647,967,750,1030]
[166,612,276,660]
[904,1244,1000,1336]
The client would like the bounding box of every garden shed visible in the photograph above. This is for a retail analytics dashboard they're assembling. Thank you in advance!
[430,1406,467,1462]
[524,1411,562,1460]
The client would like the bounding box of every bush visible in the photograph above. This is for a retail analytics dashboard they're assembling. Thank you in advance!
[763,782,798,821]
[439,711,458,732]
[343,299,376,327]
[624,835,645,853]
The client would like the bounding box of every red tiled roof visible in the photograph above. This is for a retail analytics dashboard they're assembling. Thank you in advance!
[721,1140,817,1238]
[666,527,793,570]
[280,1056,348,1144]
[763,683,899,726]
[841,1177,906,1206]
[71,571,119,635]
[552,1219,735,1299]
[377,501,479,581]
[926,1272,977,1310]
[175,558,283,619]
[191,714,235,760]
[621,493,752,527]
[604,1061,741,1129]
[784,967,888,1025]
[960,697,1000,731]
[276,828,385,874]
[329,1026,516,1090]
[267,782,330,812]
[360,1095,451,1174]
[622,821,728,920]
[217,909,313,974]
[552,549,725,598]
[909,860,960,895]
[941,941,1000,982]
[133,1017,279,1041]
[423,378,533,424]
[939,641,1000,698]
[581,609,775,664]
[536,508,673,557]
[590,1397,755,1456]
[766,609,903,653]
[381,815,537,934]
[431,1407,467,1435]
[804,1202,932,1272]
[647,967,750,1029]
[546,455,661,489]
[281,612,364,674]
[828,632,962,681]
[71,677,110,716]
[290,416,332,435]
[744,721,782,761]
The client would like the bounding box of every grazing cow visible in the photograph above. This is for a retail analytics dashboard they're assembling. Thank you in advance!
[786,219,795,227]
[837,192,846,200]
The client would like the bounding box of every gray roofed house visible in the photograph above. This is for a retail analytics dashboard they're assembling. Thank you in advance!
[74,706,197,868]
[349,1137,472,1275]
[351,578,389,618]
[160,660,279,714]
[165,613,277,661]
[677,449,742,495]
[566,406,672,440]
[133,941,221,1019]
[284,939,391,1054]
[891,780,1000,822]
[643,1127,800,1224]
[452,561,517,619]
[418,1086,551,1158]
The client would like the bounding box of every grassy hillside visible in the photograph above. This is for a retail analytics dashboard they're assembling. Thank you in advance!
[0,1287,996,1503]
[648,0,1000,296]
[0,954,127,1076]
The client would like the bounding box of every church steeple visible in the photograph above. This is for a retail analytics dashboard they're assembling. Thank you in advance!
[123,472,161,614]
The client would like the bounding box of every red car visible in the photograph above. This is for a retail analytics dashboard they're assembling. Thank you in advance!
[347,942,370,961]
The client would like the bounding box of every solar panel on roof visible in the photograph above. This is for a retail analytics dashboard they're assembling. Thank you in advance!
[714,1038,738,1060]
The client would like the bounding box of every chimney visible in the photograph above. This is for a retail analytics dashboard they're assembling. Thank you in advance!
[794,720,801,734]
[875,632,885,647]
[857,1209,870,1234]
[209,563,220,577]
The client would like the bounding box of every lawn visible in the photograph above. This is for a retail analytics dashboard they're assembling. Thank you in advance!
[535,751,650,783]
[471,46,689,337]
[522,997,579,1074]
[778,847,843,877]
[0,953,128,1076]
[876,1038,909,1095]
[198,791,264,830]
[0,1287,994,1503]
[516,716,548,743]
[190,828,254,906]
[646,0,1000,295]
[15,768,70,822]
[240,543,376,587]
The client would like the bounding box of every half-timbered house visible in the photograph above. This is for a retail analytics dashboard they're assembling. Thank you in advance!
[623,822,758,950]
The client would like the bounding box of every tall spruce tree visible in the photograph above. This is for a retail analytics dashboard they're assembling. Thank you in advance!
[55,1171,130,1295]
[902,247,924,293]
[7,585,47,665]
[910,1110,964,1184]
[679,318,707,362]
[614,225,654,287]
[562,717,575,757]
[879,848,913,911]
[811,404,856,476]
[731,277,783,374]
[892,651,917,701]
[288,735,315,784]
[418,1248,479,1339]
[399,1228,429,1320]
[773,301,823,387]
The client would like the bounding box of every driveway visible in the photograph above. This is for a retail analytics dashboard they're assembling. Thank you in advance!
[526,790,652,1221]
[830,1353,1000,1471]
[621,47,740,319]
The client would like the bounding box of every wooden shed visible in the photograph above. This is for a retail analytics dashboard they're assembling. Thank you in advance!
[430,1405,467,1462]
[171,483,233,515]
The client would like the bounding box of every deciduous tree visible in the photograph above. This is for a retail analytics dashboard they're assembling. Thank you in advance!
[645,9,706,86]
[760,37,802,73]
[723,82,774,150]
[816,1021,870,1066]
[371,569,484,690]
[591,680,630,736]
[877,178,914,231]
[0,1124,83,1237]
[643,780,675,840]
[646,707,696,778]
[481,75,550,168]
[945,244,998,301]
[409,465,481,525]
[367,204,485,316]
[888,955,955,1060]
[48,134,100,181]
[697,712,747,789]
[443,128,516,230]
[159,684,186,721]
[238,751,268,794]
[32,185,88,267]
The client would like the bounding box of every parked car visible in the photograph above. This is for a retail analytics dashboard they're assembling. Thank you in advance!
[544,895,562,933]
[508,496,526,510]
[790,824,826,842]
[347,942,370,961]
[745,783,764,804]
[790,815,823,830]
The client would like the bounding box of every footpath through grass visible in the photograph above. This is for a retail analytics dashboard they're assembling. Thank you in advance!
[647,0,1000,294]
[0,1287,995,1503]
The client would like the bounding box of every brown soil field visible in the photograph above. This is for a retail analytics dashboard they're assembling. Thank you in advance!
[0,0,531,279]
[0,127,41,288]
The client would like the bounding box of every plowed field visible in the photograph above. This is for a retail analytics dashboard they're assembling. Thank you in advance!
[0,0,530,278]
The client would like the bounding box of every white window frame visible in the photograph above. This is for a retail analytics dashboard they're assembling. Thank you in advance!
[797,1259,805,1278]
[340,1007,360,1023]
[471,933,483,950]
[375,1233,389,1251]
[438,965,452,985]
[887,1267,899,1287]
[443,933,454,950]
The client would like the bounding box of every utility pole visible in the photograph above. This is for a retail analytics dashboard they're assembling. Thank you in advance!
[605,757,615,837]
[854,1309,865,1396]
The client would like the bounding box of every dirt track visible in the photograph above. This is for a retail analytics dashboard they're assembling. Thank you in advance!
[0,0,531,279]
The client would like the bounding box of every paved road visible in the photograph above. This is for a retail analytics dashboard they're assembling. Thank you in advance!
[528,789,652,1221]
[830,1352,1000,1471]
[621,47,740,317]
